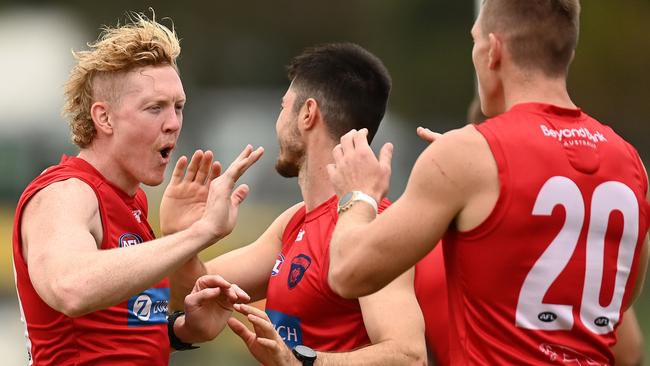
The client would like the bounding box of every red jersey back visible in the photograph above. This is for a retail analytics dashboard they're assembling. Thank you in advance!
[414,245,450,365]
[265,195,390,351]
[442,103,650,365]
[13,156,170,365]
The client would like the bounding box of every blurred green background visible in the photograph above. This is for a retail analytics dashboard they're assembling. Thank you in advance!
[0,1,649,364]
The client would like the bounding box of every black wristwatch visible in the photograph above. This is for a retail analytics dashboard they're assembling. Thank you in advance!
[292,345,317,365]
[167,311,199,351]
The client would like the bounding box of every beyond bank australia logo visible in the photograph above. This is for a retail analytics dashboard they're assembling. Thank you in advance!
[288,254,312,289]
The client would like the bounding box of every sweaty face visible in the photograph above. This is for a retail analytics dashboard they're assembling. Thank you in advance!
[105,65,185,190]
[275,87,305,178]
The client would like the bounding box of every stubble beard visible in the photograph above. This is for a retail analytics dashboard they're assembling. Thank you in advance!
[275,138,305,178]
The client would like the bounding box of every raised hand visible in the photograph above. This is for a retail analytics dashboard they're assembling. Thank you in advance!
[179,275,251,343]
[227,303,297,366]
[327,129,393,203]
[193,144,264,244]
[416,126,442,144]
[160,150,221,236]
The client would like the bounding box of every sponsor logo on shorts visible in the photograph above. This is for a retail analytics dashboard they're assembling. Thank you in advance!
[266,309,302,348]
[118,233,143,248]
[128,288,169,326]
[288,254,312,289]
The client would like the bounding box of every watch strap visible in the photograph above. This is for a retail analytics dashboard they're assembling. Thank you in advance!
[292,345,317,365]
[168,311,199,351]
[338,191,378,214]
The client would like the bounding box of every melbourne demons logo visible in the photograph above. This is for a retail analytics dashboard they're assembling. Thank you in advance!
[288,254,312,289]
[119,233,143,248]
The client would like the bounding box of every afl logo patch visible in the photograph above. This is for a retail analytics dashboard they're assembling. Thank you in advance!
[119,233,143,247]
[288,254,312,289]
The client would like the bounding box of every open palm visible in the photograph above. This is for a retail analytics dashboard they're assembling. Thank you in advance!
[160,150,220,235]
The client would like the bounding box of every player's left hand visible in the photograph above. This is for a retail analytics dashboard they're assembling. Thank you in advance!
[327,128,393,204]
[180,275,250,343]
[160,150,221,236]
[227,303,300,366]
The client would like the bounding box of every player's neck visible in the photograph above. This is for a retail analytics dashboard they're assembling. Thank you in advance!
[298,140,337,212]
[78,147,139,196]
[503,72,576,112]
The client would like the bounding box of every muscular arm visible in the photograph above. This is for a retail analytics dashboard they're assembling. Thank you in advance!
[169,203,303,310]
[314,269,426,365]
[22,146,262,317]
[328,126,494,298]
[22,179,214,317]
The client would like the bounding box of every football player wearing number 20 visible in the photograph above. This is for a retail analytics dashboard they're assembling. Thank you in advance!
[326,1,650,365]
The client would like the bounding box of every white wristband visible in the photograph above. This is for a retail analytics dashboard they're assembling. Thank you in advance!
[337,191,378,215]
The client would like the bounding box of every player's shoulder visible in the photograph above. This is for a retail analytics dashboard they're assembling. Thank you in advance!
[420,125,491,169]
[275,201,306,230]
[23,178,99,219]
[281,201,306,218]
[33,178,96,204]
[415,125,496,194]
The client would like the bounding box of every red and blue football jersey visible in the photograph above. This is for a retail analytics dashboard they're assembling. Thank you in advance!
[13,156,170,365]
[265,195,390,351]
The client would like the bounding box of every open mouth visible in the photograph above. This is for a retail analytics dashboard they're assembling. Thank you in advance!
[160,146,173,159]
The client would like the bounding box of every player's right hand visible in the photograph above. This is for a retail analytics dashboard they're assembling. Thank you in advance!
[181,275,250,343]
[327,129,393,204]
[227,303,298,366]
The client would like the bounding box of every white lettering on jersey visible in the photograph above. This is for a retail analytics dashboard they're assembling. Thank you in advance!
[539,124,607,149]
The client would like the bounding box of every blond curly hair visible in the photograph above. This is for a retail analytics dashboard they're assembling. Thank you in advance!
[63,12,181,148]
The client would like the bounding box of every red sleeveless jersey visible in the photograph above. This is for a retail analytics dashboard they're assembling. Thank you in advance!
[265,195,390,351]
[13,156,170,365]
[414,245,449,365]
[442,103,650,365]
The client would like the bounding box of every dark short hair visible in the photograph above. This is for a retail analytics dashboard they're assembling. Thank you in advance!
[481,0,580,77]
[287,43,392,143]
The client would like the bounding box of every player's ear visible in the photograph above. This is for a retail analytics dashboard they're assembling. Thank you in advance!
[487,32,502,70]
[90,101,113,135]
[300,98,320,131]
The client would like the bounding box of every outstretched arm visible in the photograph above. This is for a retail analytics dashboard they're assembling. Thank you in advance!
[21,145,263,317]
[161,149,300,310]
[227,270,426,365]
[327,127,490,298]
[168,203,301,310]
